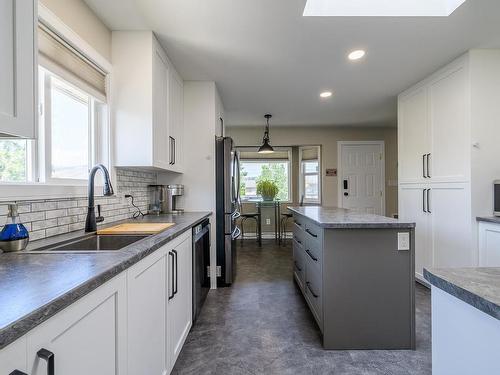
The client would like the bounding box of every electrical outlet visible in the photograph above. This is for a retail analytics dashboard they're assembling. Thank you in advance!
[266,218,271,225]
[398,232,410,251]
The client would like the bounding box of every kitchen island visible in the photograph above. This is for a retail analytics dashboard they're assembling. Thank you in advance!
[288,206,416,350]
[424,267,500,375]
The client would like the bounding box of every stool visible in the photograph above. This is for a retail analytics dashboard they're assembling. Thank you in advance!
[280,212,294,243]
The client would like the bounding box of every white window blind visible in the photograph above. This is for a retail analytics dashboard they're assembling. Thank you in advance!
[38,23,106,99]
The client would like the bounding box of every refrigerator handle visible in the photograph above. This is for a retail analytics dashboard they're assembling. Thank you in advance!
[235,151,241,202]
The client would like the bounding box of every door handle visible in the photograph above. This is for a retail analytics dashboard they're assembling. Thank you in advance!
[168,251,175,300]
[343,179,348,189]
[172,249,178,295]
[37,348,55,375]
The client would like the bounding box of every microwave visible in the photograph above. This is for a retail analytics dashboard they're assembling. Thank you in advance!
[495,181,500,216]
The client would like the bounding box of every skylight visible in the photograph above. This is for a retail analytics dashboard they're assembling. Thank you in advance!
[303,0,468,17]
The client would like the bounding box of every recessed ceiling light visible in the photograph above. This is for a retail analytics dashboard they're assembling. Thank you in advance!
[348,50,366,61]
[303,0,467,17]
[320,91,333,98]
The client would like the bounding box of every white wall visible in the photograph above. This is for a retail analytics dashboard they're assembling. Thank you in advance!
[226,125,398,216]
[40,0,112,61]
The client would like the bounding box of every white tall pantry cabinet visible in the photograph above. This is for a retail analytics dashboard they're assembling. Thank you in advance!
[0,0,36,138]
[398,50,500,282]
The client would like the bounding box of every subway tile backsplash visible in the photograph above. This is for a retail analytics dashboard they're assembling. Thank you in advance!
[0,168,157,241]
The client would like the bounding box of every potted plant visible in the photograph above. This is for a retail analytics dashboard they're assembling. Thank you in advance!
[256,180,279,201]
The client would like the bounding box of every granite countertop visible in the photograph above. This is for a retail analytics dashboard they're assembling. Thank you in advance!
[287,206,415,229]
[476,216,500,224]
[0,212,211,350]
[424,267,500,320]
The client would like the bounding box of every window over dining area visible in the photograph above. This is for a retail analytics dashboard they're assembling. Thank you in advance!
[238,148,292,202]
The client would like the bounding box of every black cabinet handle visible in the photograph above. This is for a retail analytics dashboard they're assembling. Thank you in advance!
[294,261,302,272]
[169,136,174,165]
[305,229,317,238]
[295,221,302,227]
[294,236,302,245]
[37,348,54,375]
[426,188,431,213]
[168,251,175,300]
[9,371,28,375]
[426,153,431,178]
[422,189,427,213]
[422,154,426,178]
[173,138,176,165]
[172,249,178,295]
[305,249,318,262]
[306,282,319,298]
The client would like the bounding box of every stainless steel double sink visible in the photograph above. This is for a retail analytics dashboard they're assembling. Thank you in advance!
[29,234,149,253]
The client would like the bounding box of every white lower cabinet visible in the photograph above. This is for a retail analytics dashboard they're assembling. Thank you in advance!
[0,336,27,374]
[0,230,195,375]
[167,235,192,373]
[127,247,168,375]
[478,221,500,266]
[27,273,127,375]
[399,183,471,282]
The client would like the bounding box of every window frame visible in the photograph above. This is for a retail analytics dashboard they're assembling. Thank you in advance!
[298,146,322,204]
[0,6,113,202]
[238,147,293,203]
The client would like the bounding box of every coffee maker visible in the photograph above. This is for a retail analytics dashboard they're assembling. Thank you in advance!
[166,184,184,214]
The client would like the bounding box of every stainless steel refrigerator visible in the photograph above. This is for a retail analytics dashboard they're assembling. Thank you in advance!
[215,136,241,286]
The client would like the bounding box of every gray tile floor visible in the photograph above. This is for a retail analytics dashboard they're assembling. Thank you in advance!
[173,240,432,375]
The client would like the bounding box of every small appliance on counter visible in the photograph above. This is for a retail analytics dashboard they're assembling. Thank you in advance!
[494,180,500,216]
[148,184,167,215]
[0,203,29,252]
[166,184,184,214]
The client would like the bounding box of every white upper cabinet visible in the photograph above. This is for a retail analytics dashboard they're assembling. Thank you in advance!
[398,87,430,183]
[0,0,36,138]
[112,31,184,172]
[428,62,469,182]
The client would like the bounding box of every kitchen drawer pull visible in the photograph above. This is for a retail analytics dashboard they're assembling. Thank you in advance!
[305,229,318,238]
[37,348,54,375]
[305,249,318,262]
[294,236,302,245]
[422,189,427,213]
[168,251,175,300]
[9,371,28,375]
[306,282,319,298]
[295,221,302,227]
[172,249,178,295]
[294,261,302,272]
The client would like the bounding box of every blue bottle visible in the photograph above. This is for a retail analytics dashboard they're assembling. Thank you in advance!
[0,203,29,252]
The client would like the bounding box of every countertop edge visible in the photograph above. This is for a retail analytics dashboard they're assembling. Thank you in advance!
[0,212,211,350]
[476,216,500,224]
[288,207,416,229]
[423,268,500,321]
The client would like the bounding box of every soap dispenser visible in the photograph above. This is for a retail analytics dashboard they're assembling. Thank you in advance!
[0,203,29,252]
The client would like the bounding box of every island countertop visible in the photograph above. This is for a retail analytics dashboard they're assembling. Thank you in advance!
[424,267,500,320]
[287,206,415,229]
[0,211,211,350]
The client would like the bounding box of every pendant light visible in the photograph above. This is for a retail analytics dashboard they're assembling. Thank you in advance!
[258,114,274,154]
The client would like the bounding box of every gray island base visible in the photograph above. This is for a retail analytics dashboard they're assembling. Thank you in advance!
[288,206,416,350]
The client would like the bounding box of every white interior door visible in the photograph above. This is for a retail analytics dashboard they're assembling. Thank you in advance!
[339,142,385,215]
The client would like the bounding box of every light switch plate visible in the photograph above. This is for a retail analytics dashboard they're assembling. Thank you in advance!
[398,232,410,251]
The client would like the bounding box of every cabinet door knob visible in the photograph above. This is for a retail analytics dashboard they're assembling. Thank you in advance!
[37,348,55,375]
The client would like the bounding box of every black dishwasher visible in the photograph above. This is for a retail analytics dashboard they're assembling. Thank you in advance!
[192,219,210,323]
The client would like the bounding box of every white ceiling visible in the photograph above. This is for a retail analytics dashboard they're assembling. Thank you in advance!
[84,0,500,127]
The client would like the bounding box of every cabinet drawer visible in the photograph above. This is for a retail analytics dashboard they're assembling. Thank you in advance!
[304,221,323,244]
[293,240,305,291]
[293,215,306,231]
[305,259,323,329]
[292,225,305,246]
